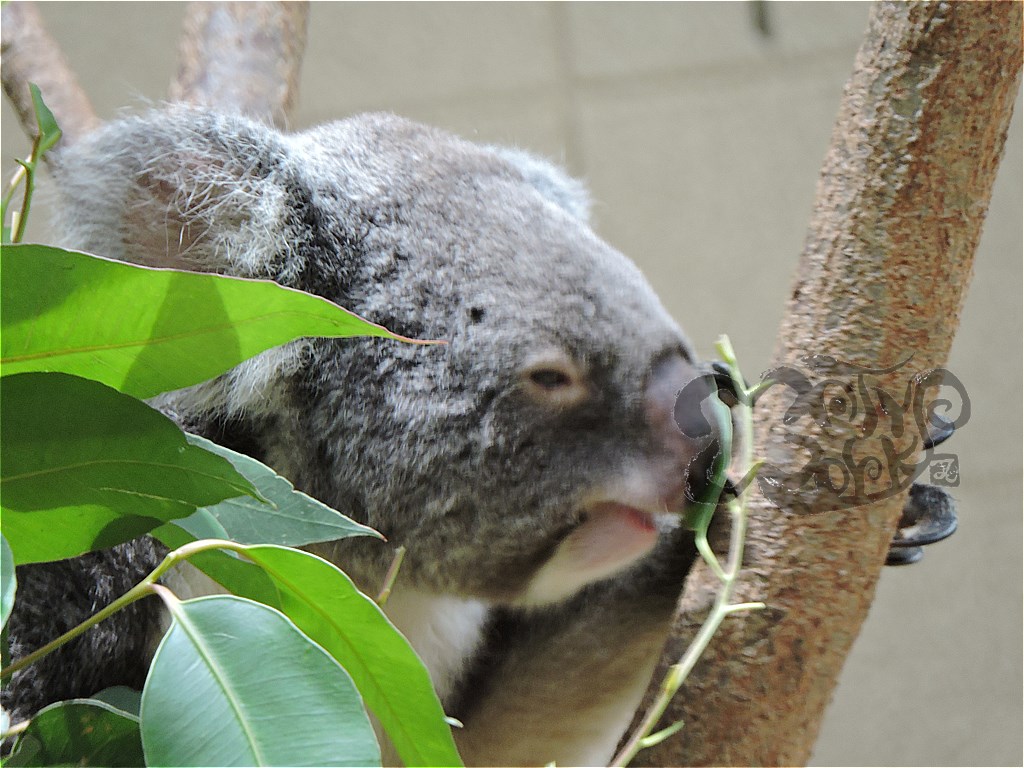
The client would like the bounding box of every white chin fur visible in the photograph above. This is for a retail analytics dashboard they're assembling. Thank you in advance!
[519,503,660,606]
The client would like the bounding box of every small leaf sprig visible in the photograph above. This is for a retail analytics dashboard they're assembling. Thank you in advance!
[2,83,62,244]
[610,334,765,766]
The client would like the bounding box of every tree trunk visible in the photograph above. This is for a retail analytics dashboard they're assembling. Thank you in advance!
[169,1,309,128]
[630,2,1021,765]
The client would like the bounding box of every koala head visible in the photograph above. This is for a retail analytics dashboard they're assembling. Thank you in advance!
[53,107,719,606]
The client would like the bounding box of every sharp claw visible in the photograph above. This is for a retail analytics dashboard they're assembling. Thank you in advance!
[886,546,924,566]
[923,412,956,449]
[885,483,958,565]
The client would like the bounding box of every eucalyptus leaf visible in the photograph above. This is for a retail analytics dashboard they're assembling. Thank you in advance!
[1,534,14,629]
[165,506,232,543]
[0,243,424,399]
[90,686,142,719]
[0,372,258,564]
[4,699,143,767]
[180,433,382,546]
[28,84,61,154]
[237,545,462,768]
[683,387,733,532]
[141,595,380,767]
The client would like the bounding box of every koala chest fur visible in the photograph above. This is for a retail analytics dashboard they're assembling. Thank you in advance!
[6,106,720,766]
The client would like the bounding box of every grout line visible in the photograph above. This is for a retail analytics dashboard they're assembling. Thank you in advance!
[549,2,586,177]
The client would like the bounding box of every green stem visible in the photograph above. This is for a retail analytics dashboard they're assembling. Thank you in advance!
[0,578,158,681]
[0,538,242,681]
[609,335,764,768]
[694,526,726,584]
[1,163,28,223]
[12,160,35,243]
[5,128,48,243]
[376,545,407,606]
[0,718,30,742]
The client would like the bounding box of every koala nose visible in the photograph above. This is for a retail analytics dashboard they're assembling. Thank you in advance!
[644,353,726,511]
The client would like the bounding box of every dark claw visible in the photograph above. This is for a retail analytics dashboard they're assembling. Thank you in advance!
[923,412,955,449]
[710,362,739,407]
[710,362,960,567]
[885,483,958,566]
[886,546,924,566]
[710,361,753,407]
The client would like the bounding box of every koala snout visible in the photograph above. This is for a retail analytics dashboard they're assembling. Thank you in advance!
[645,353,725,513]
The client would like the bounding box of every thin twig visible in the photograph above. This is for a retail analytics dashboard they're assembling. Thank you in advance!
[375,545,407,607]
[609,336,764,767]
[0,1,98,153]
[0,538,237,681]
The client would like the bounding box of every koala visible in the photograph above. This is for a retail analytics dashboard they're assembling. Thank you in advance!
[3,106,722,766]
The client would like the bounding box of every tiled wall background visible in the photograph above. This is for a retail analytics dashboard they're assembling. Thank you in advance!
[2,3,1020,765]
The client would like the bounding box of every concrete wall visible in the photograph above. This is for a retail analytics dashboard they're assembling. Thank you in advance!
[2,3,1020,765]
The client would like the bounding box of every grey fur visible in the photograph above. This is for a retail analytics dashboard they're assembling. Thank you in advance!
[6,106,718,765]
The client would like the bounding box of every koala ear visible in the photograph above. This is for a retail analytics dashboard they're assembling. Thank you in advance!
[488,146,592,223]
[51,106,301,281]
[52,106,314,424]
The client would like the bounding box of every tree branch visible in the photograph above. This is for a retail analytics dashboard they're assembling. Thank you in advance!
[629,2,1022,764]
[0,1,98,153]
[169,1,309,128]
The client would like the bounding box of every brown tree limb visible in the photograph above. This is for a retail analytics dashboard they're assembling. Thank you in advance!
[628,2,1022,765]
[0,1,98,152]
[169,1,309,128]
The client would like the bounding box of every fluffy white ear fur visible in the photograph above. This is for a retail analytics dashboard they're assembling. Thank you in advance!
[486,146,592,223]
[50,107,295,278]
[148,340,310,425]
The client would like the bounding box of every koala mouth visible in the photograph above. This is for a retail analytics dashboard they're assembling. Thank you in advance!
[571,501,659,566]
[519,501,660,606]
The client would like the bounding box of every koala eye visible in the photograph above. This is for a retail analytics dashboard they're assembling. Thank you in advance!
[529,369,573,390]
[521,354,589,408]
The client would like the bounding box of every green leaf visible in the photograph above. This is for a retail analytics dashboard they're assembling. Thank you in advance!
[141,595,380,767]
[0,243,424,399]
[0,372,258,564]
[179,433,382,546]
[28,84,61,155]
[683,392,733,532]
[236,545,462,768]
[0,535,14,629]
[4,699,144,767]
[90,686,142,719]
[166,505,233,542]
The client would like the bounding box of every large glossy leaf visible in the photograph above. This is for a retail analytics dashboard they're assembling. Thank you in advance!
[0,372,258,564]
[91,686,142,718]
[0,243,422,399]
[180,433,381,546]
[141,595,380,767]
[238,545,462,768]
[1,534,14,629]
[4,699,144,767]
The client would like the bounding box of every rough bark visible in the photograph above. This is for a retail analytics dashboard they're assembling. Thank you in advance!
[628,2,1021,765]
[169,1,309,128]
[0,1,98,151]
